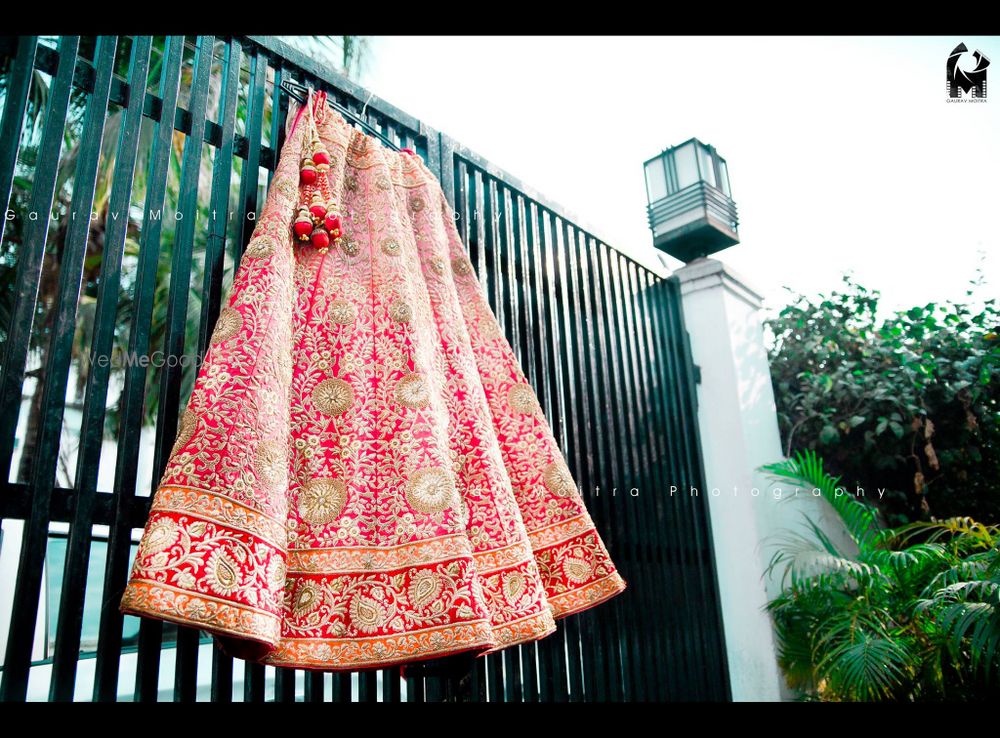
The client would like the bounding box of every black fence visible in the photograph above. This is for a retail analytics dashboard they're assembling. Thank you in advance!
[0,35,730,701]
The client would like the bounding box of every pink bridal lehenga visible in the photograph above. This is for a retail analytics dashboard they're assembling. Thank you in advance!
[119,89,626,671]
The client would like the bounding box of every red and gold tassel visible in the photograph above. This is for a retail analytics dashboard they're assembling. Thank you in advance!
[291,90,343,255]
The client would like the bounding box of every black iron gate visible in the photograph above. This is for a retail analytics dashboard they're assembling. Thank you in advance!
[0,35,730,702]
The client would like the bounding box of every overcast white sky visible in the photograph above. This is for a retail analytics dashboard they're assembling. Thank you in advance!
[357,36,998,317]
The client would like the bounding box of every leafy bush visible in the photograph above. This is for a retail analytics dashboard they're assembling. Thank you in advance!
[765,267,999,525]
[762,449,1000,701]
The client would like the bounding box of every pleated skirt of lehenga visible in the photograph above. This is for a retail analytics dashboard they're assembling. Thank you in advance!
[119,90,626,671]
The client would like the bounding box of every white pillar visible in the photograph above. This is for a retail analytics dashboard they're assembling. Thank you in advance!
[673,256,788,702]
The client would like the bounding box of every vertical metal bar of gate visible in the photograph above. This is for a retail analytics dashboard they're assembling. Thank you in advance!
[0,35,83,703]
[44,35,124,703]
[93,35,185,703]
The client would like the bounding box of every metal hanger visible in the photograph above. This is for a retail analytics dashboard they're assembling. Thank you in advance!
[279,79,401,152]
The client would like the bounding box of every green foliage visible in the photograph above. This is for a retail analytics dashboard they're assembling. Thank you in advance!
[762,449,1000,701]
[765,268,1000,525]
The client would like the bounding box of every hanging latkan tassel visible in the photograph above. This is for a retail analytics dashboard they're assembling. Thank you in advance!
[299,157,318,185]
[291,88,325,253]
[289,89,344,256]
[324,207,342,242]
[294,208,313,241]
[309,193,328,222]
[312,128,331,173]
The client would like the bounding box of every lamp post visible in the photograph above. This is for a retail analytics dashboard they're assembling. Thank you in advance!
[644,138,739,263]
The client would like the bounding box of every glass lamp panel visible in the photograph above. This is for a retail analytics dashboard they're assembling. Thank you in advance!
[644,158,668,203]
[718,158,731,197]
[673,142,699,190]
[698,144,717,188]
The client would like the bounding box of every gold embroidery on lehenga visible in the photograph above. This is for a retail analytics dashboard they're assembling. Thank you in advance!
[171,410,197,456]
[375,174,391,191]
[211,307,243,345]
[255,440,286,490]
[340,237,360,257]
[502,571,526,605]
[328,299,357,325]
[409,194,425,212]
[542,459,578,498]
[408,571,443,608]
[276,351,294,386]
[275,178,298,202]
[267,557,286,590]
[451,256,473,276]
[430,256,447,275]
[479,314,504,341]
[395,372,430,409]
[292,581,324,617]
[406,467,459,514]
[245,234,277,259]
[389,297,412,323]
[313,377,354,416]
[205,549,242,596]
[298,478,348,525]
[380,237,401,256]
[141,518,181,557]
[345,174,358,192]
[507,383,540,415]
[562,556,594,585]
[350,593,388,633]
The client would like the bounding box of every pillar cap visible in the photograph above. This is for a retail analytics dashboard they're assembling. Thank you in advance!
[673,256,765,309]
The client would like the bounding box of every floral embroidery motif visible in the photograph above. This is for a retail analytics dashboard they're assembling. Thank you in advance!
[562,556,594,585]
[275,178,298,202]
[395,372,430,409]
[451,256,473,276]
[255,440,286,490]
[313,378,354,416]
[409,571,443,609]
[141,518,180,557]
[350,592,388,633]
[210,307,242,345]
[292,580,324,617]
[381,237,401,256]
[340,237,359,256]
[298,478,348,525]
[507,383,540,415]
[406,467,459,514]
[375,174,391,191]
[206,549,242,596]
[328,299,357,325]
[276,351,293,387]
[344,174,358,192]
[246,234,277,259]
[542,459,578,498]
[389,297,412,323]
[502,571,526,605]
[267,557,286,590]
[430,256,447,275]
[409,194,425,212]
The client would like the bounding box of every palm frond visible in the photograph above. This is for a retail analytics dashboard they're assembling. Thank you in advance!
[818,634,916,701]
[760,448,888,553]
